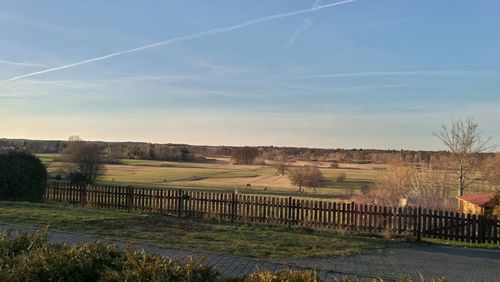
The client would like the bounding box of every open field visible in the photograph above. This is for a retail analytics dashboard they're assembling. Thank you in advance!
[0,201,396,259]
[40,154,384,200]
[39,154,497,200]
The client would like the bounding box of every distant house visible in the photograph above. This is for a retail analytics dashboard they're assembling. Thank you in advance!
[456,193,495,215]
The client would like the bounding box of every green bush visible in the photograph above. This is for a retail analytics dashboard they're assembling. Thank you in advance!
[0,152,47,202]
[0,231,220,282]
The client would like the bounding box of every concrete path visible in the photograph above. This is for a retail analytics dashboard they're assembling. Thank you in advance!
[1,223,499,281]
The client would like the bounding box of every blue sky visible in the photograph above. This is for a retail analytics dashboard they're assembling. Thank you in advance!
[1,0,499,150]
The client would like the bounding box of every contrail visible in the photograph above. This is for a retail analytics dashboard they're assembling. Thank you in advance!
[0,59,47,68]
[3,0,358,82]
[283,0,321,49]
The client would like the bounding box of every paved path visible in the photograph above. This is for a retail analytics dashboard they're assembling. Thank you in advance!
[1,223,499,281]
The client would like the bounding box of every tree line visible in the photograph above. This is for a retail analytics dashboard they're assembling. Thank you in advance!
[0,138,464,164]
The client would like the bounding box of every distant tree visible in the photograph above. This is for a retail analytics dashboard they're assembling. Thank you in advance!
[68,135,82,142]
[483,153,500,186]
[435,118,496,196]
[274,161,288,176]
[304,166,323,192]
[333,172,346,183]
[371,162,454,210]
[0,151,47,202]
[104,145,123,164]
[491,190,500,217]
[148,144,157,160]
[231,147,259,165]
[180,146,193,161]
[288,167,307,192]
[273,154,289,176]
[61,137,104,184]
[288,166,323,192]
[157,145,173,161]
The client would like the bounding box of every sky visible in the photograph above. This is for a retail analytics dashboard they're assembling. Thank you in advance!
[0,0,499,150]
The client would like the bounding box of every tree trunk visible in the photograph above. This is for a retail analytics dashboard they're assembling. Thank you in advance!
[458,163,464,196]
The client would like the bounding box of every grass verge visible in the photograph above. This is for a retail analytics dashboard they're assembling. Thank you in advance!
[0,201,396,259]
[421,237,500,251]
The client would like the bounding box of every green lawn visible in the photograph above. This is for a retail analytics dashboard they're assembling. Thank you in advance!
[0,201,396,259]
[422,238,500,251]
[37,153,59,165]
[99,165,234,183]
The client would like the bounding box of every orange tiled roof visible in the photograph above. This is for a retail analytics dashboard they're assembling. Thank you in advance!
[456,193,494,207]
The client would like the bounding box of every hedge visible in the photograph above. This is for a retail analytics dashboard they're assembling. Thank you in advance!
[0,152,47,202]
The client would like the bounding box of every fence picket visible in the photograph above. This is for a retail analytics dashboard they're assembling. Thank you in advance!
[43,181,499,245]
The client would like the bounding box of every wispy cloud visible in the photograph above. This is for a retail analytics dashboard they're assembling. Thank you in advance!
[0,13,78,35]
[2,0,358,82]
[0,59,47,68]
[191,59,249,76]
[283,0,321,49]
[302,70,500,78]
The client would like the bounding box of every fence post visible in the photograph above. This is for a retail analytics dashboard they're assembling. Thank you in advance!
[231,192,237,223]
[177,189,183,217]
[51,181,59,201]
[80,183,87,206]
[416,207,422,241]
[287,196,293,229]
[478,214,485,244]
[126,185,133,211]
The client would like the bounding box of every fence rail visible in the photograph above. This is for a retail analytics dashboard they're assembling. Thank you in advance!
[45,181,499,244]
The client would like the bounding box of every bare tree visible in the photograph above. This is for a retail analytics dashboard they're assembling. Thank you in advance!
[305,166,322,192]
[273,161,288,176]
[288,166,323,192]
[482,153,500,186]
[435,118,496,196]
[273,153,289,176]
[371,163,415,207]
[288,167,307,192]
[491,190,500,217]
[371,162,454,210]
[231,147,259,165]
[62,136,104,184]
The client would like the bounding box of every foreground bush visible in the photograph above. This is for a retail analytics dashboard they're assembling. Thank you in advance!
[0,231,219,282]
[241,270,321,282]
[0,152,47,202]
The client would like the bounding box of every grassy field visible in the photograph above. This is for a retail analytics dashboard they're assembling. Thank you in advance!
[40,154,384,200]
[0,201,396,259]
[39,153,498,200]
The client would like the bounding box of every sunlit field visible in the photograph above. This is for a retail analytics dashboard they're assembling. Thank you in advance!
[39,154,385,200]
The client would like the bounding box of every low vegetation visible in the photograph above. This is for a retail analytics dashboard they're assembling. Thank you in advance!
[0,231,220,282]
[0,151,47,202]
[0,201,395,259]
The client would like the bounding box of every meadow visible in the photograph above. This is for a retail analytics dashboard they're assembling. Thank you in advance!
[39,154,384,200]
[0,201,394,259]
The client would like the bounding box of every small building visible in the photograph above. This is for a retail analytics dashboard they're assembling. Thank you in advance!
[456,193,495,215]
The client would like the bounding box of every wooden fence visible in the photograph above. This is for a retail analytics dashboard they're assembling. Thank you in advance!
[45,181,499,244]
